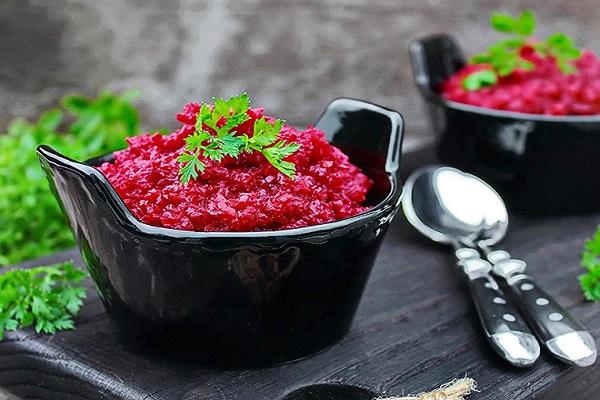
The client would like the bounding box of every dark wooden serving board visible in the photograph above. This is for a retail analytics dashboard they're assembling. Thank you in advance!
[1,147,599,400]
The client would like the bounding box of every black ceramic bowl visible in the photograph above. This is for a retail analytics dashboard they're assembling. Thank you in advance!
[410,34,600,215]
[37,98,404,366]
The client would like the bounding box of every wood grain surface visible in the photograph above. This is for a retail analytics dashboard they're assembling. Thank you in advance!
[0,147,598,399]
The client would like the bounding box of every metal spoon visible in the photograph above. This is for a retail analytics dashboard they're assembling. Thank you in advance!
[402,166,539,367]
[402,165,597,367]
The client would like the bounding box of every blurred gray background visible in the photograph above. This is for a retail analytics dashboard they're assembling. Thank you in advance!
[1,0,600,151]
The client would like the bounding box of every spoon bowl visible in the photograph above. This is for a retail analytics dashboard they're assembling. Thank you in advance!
[402,166,508,247]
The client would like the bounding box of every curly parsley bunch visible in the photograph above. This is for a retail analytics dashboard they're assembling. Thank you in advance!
[581,226,600,301]
[0,262,87,339]
[0,91,140,266]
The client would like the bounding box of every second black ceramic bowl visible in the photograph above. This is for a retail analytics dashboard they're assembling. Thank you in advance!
[410,34,600,215]
[37,98,404,366]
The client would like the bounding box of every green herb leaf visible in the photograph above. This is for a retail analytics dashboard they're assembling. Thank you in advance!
[61,95,91,113]
[38,110,64,132]
[462,69,498,90]
[217,134,244,158]
[469,54,492,64]
[518,59,535,71]
[0,91,143,267]
[490,13,518,33]
[177,93,300,183]
[178,153,205,184]
[464,10,582,90]
[0,262,87,340]
[557,60,577,74]
[547,32,574,48]
[250,118,284,147]
[580,226,600,301]
[228,93,250,114]
[516,10,536,36]
[546,32,582,73]
[222,113,250,133]
[260,141,302,178]
[490,10,535,36]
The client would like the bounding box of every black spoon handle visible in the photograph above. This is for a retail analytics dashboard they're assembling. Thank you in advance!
[455,248,539,367]
[468,275,532,335]
[506,276,597,366]
[487,251,597,367]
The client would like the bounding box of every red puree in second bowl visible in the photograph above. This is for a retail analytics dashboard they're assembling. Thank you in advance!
[442,46,600,115]
[98,104,372,232]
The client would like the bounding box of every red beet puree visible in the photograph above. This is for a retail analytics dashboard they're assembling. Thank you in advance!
[442,46,600,115]
[98,105,372,232]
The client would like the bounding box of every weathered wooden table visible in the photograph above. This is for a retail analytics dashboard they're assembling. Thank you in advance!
[1,147,598,399]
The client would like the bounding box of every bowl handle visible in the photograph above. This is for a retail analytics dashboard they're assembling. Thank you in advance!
[409,34,466,100]
[314,98,404,175]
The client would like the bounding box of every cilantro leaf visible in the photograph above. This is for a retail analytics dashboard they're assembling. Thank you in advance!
[464,10,582,91]
[177,94,300,183]
[0,262,87,340]
[580,226,600,301]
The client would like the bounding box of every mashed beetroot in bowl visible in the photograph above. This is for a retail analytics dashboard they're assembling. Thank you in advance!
[442,47,600,116]
[98,104,372,232]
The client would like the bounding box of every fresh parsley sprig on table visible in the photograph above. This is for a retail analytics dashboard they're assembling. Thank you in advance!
[580,226,600,301]
[463,10,582,90]
[0,91,141,266]
[0,262,87,340]
[177,93,301,184]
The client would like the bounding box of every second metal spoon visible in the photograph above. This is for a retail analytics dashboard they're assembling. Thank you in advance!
[403,165,596,367]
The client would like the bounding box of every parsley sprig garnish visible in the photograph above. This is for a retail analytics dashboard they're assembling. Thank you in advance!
[0,262,87,339]
[177,93,301,184]
[580,226,600,301]
[463,10,582,91]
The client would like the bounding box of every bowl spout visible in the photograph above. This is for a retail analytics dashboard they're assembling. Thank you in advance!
[37,145,128,237]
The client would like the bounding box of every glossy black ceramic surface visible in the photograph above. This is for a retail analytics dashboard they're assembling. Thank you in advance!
[410,34,600,215]
[37,98,404,366]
